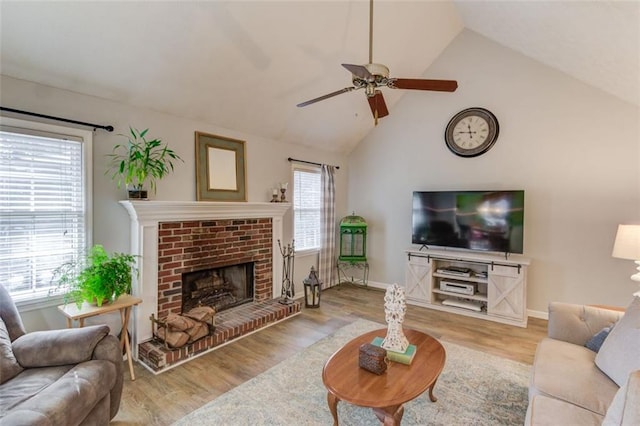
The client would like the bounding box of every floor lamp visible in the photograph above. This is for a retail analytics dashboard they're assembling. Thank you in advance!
[612,224,640,296]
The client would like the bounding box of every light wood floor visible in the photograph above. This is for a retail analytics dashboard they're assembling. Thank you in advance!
[112,284,547,425]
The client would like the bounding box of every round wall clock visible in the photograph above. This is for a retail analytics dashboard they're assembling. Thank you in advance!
[444,107,499,157]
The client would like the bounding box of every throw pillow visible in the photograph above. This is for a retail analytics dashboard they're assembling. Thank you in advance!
[595,296,640,387]
[0,318,23,384]
[585,323,615,352]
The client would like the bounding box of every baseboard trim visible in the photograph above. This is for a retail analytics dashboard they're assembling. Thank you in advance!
[365,280,389,290]
[527,309,548,320]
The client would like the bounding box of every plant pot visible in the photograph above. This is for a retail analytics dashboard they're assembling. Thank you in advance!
[128,189,148,200]
[90,297,112,306]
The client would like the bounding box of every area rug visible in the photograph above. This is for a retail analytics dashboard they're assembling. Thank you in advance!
[173,319,531,425]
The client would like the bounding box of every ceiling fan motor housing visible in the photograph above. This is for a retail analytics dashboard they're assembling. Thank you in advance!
[352,63,391,97]
[363,63,389,78]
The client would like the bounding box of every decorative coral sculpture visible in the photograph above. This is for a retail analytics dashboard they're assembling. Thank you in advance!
[381,283,409,352]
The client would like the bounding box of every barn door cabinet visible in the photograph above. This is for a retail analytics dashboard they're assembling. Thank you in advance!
[403,248,530,327]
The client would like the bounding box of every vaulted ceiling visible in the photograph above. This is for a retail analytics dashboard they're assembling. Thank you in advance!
[1,1,638,153]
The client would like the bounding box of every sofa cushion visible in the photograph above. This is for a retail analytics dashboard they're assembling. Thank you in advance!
[530,337,619,415]
[0,360,116,425]
[596,296,640,387]
[0,365,73,415]
[526,394,603,426]
[0,318,23,385]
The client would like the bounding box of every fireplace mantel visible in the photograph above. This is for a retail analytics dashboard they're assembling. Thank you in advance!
[120,200,291,222]
[119,200,291,354]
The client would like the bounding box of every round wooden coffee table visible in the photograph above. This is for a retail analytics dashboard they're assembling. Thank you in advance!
[322,328,445,426]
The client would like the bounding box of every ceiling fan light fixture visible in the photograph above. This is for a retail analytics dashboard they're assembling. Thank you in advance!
[365,84,376,97]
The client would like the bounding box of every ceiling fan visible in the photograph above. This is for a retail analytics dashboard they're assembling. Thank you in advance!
[296,0,458,124]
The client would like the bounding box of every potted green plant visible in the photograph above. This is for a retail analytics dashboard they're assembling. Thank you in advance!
[107,127,183,199]
[53,245,137,308]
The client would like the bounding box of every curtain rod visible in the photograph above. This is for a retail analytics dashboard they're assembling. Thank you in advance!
[287,157,340,170]
[0,106,114,132]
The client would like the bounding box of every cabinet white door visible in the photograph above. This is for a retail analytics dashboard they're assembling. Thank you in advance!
[487,265,525,320]
[405,256,432,303]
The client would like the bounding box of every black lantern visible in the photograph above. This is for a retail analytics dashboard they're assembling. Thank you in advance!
[303,266,322,308]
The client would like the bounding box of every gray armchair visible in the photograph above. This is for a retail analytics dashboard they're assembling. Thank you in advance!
[0,284,123,425]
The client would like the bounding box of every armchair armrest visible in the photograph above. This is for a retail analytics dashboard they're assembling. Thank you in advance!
[92,332,124,419]
[547,302,623,346]
[12,325,110,367]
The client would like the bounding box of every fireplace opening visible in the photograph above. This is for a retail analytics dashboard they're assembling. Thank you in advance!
[181,262,255,314]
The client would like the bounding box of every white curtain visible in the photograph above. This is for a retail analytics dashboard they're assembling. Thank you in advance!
[318,164,336,289]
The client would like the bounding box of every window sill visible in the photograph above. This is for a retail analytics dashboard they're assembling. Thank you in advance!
[295,248,319,257]
[13,293,67,313]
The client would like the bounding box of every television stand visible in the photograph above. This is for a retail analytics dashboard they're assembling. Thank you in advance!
[403,248,530,327]
[442,298,483,312]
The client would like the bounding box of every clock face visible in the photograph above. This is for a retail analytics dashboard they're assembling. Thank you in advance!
[445,108,499,157]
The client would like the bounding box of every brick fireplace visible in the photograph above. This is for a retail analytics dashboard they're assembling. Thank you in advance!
[156,218,273,319]
[120,201,295,371]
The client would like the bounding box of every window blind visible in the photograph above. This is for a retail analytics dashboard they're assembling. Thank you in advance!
[293,168,321,251]
[0,130,86,298]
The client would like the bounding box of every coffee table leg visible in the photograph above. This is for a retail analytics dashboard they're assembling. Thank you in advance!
[428,377,439,402]
[327,392,340,426]
[373,404,404,426]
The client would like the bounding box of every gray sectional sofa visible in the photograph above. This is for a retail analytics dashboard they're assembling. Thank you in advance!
[526,298,640,425]
[0,284,124,425]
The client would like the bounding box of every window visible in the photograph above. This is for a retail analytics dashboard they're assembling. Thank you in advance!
[0,118,92,302]
[293,167,321,251]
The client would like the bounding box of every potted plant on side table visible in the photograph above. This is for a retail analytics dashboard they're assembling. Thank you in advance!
[53,244,137,308]
[107,127,183,199]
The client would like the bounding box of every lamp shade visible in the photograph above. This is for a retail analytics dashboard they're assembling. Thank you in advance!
[612,224,640,260]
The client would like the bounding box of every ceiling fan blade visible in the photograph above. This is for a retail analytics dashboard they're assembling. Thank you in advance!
[342,64,372,80]
[367,90,389,119]
[297,87,356,107]
[390,78,458,92]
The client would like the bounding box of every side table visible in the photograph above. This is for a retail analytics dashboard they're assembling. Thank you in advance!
[336,259,369,287]
[58,294,142,380]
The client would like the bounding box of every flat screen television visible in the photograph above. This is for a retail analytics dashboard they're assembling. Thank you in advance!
[412,190,525,254]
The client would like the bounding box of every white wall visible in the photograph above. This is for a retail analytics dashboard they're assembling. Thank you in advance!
[347,30,640,313]
[1,74,347,331]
